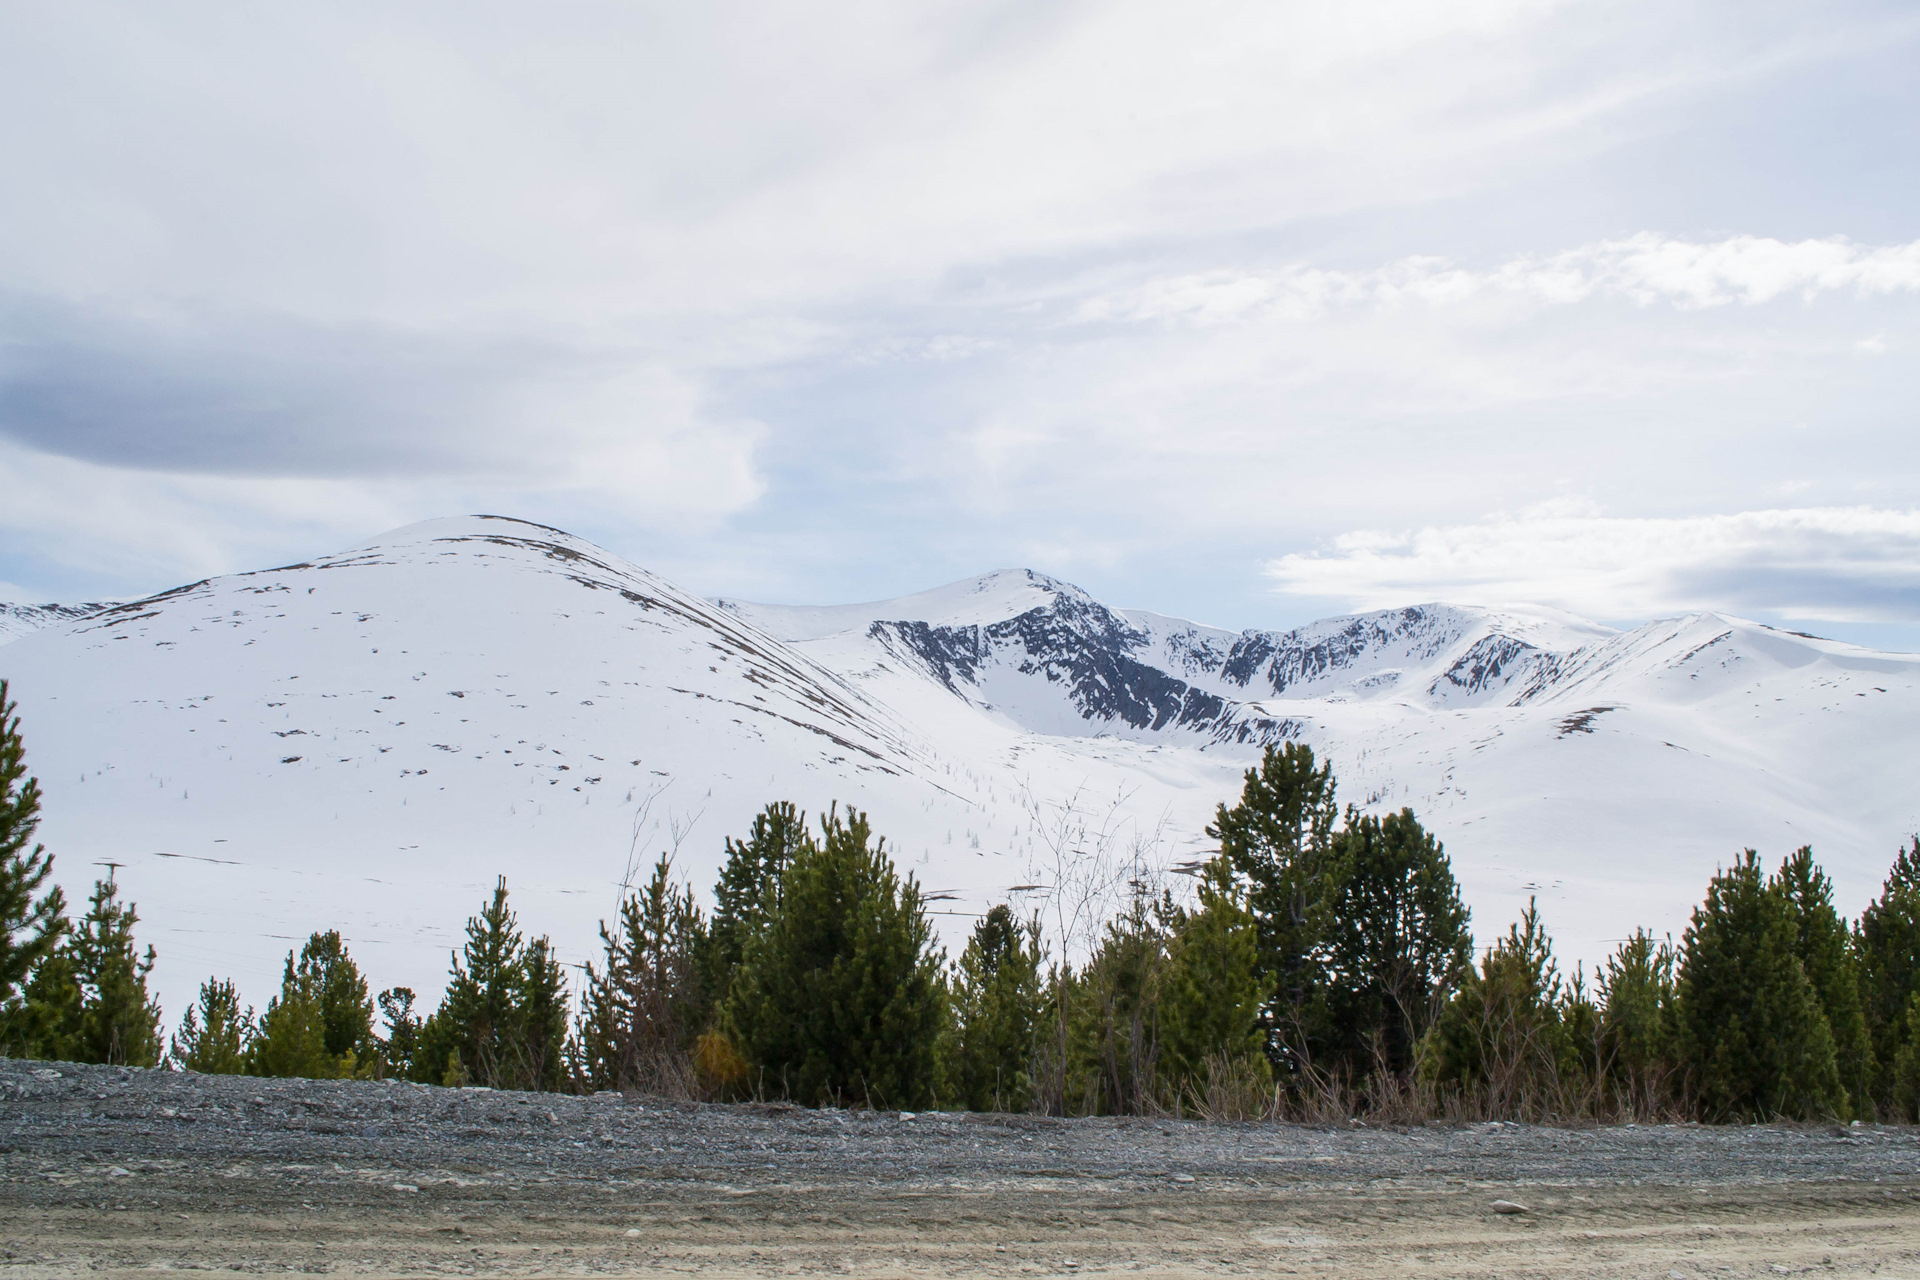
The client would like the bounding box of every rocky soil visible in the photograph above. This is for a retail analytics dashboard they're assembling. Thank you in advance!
[3,1057,1917,1277]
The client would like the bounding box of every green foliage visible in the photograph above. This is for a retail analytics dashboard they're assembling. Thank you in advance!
[1770,847,1872,1113]
[518,936,570,1092]
[415,877,569,1091]
[1158,864,1269,1098]
[171,978,254,1074]
[377,987,420,1080]
[1205,744,1340,1065]
[305,930,376,1062]
[706,802,810,1009]
[0,679,64,1013]
[575,853,709,1093]
[1315,807,1471,1080]
[949,904,1043,1113]
[1596,930,1677,1114]
[1055,887,1170,1116]
[1675,851,1841,1121]
[1422,900,1587,1118]
[252,955,347,1079]
[1858,838,1920,1112]
[722,806,946,1108]
[62,873,163,1067]
[1890,990,1920,1124]
[249,931,375,1079]
[8,940,82,1061]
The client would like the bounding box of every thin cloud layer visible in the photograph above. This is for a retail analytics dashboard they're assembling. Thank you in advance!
[1079,235,1920,327]
[1266,505,1920,623]
[0,0,1915,644]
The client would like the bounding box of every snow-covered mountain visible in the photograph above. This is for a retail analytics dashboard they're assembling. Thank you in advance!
[0,601,111,643]
[3,516,1916,1020]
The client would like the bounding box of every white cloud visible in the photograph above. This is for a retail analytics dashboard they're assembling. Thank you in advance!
[1081,235,1920,327]
[1265,504,1920,622]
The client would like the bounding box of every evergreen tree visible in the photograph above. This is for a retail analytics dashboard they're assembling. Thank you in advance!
[1422,901,1582,1118]
[1771,847,1872,1113]
[377,988,420,1080]
[576,853,708,1093]
[1061,886,1170,1116]
[1158,862,1269,1098]
[302,931,375,1063]
[249,932,375,1079]
[1205,744,1341,1070]
[723,806,946,1108]
[0,679,64,1017]
[949,904,1043,1113]
[518,936,570,1092]
[8,940,82,1060]
[1596,930,1677,1115]
[251,951,344,1079]
[1675,851,1841,1120]
[1857,838,1920,1111]
[1315,807,1471,1081]
[1890,991,1920,1123]
[705,803,811,1008]
[63,872,162,1066]
[416,877,568,1090]
[171,978,254,1074]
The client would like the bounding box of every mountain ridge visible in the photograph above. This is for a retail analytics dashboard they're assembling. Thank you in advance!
[2,515,1914,1019]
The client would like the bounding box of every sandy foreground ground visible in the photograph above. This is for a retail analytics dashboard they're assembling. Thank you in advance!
[3,1059,1917,1278]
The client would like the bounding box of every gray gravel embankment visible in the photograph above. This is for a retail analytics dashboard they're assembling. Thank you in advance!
[5,1057,1916,1192]
[5,1058,1919,1278]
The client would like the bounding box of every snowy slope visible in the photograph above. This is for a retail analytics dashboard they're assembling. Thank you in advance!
[0,523,1243,1018]
[728,571,1920,972]
[0,602,111,644]
[4,519,1917,1024]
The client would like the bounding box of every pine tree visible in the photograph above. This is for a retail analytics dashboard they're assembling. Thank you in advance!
[949,904,1043,1113]
[1675,851,1841,1121]
[1857,838,1920,1112]
[65,873,162,1067]
[723,806,946,1108]
[1158,862,1269,1101]
[1890,991,1920,1123]
[1204,743,1342,1072]
[577,853,708,1093]
[518,936,569,1092]
[0,679,65,1014]
[1771,847,1872,1114]
[171,978,254,1074]
[302,931,375,1064]
[249,932,375,1079]
[416,877,568,1091]
[1316,807,1471,1081]
[1597,930,1678,1116]
[8,941,82,1060]
[423,876,527,1087]
[1422,901,1579,1118]
[251,952,344,1079]
[1062,886,1170,1116]
[705,803,811,1008]
[377,988,420,1079]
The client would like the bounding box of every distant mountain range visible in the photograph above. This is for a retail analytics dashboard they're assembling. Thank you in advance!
[4,515,1915,1015]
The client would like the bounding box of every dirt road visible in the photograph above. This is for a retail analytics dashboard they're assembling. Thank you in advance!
[4,1059,1917,1277]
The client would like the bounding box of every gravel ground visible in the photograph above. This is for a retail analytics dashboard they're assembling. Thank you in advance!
[4,1057,1918,1277]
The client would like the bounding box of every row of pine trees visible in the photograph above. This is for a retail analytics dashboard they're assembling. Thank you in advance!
[3,677,1918,1121]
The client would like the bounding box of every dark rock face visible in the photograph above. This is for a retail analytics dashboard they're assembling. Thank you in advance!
[872,592,1237,737]
[1218,608,1469,698]
[863,590,1572,745]
[1428,634,1543,701]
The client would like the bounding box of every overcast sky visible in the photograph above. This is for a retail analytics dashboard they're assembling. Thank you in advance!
[3,0,1918,645]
